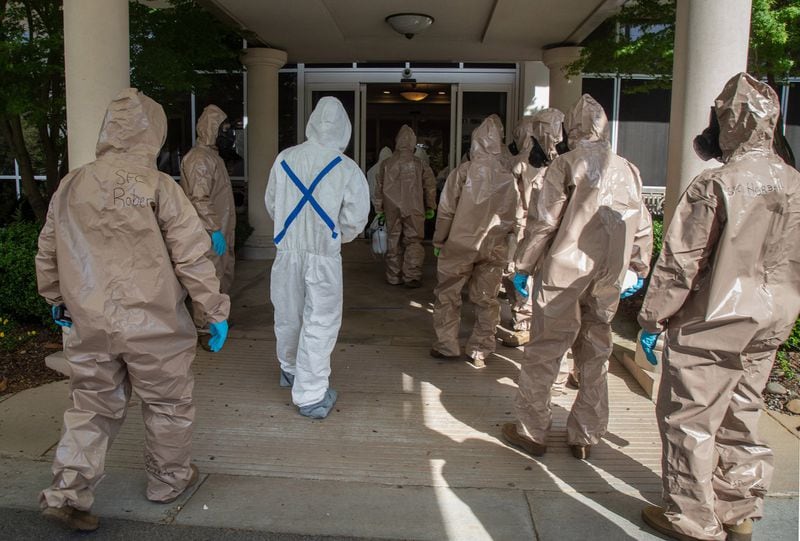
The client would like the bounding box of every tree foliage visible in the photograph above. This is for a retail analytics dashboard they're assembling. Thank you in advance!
[571,0,800,91]
[130,0,241,109]
[0,1,242,222]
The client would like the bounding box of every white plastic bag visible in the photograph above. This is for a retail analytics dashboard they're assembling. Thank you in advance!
[369,215,387,256]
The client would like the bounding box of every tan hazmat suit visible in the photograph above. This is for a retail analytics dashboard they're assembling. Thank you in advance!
[504,109,566,332]
[432,117,519,362]
[180,104,236,327]
[513,94,652,447]
[374,125,437,284]
[36,88,230,510]
[638,73,800,541]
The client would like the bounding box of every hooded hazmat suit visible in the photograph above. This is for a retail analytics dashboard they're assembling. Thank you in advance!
[374,125,437,285]
[511,94,653,449]
[266,97,370,414]
[36,88,231,510]
[366,146,392,204]
[638,73,800,541]
[431,117,519,364]
[503,109,566,336]
[180,104,236,328]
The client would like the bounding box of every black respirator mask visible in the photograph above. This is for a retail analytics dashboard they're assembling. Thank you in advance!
[693,107,723,162]
[528,137,549,168]
[554,125,570,155]
[216,120,236,155]
[508,141,519,156]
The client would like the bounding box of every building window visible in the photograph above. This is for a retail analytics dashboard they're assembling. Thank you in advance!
[617,79,671,187]
[279,72,298,152]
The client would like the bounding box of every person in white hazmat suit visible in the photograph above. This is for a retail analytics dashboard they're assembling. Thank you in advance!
[266,97,370,419]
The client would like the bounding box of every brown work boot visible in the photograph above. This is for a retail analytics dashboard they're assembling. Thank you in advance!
[501,422,547,457]
[724,519,753,541]
[430,348,460,360]
[42,505,99,532]
[502,330,530,347]
[641,505,703,541]
[566,371,580,389]
[157,464,200,504]
[570,444,591,460]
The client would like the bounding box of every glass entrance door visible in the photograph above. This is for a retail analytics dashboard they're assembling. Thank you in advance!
[456,85,513,159]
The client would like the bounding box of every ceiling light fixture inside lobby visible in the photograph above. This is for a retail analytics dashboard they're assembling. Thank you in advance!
[385,13,434,39]
[400,91,429,101]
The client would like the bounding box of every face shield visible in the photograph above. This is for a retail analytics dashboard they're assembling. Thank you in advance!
[693,107,724,162]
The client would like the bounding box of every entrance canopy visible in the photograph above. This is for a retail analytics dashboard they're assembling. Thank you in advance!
[200,0,625,62]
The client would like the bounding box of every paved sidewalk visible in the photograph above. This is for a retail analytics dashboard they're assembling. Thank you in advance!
[1,243,798,540]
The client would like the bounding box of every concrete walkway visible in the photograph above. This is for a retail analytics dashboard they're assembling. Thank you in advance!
[1,243,798,540]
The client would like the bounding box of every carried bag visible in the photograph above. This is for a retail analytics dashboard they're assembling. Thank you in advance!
[369,215,388,256]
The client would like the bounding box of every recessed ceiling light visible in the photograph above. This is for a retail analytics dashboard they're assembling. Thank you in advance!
[383,91,391,94]
[438,91,446,95]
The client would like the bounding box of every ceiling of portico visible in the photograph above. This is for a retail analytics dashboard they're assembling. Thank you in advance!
[200,0,626,63]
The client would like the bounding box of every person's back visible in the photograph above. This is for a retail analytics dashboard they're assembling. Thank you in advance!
[266,96,369,419]
[434,119,518,263]
[39,90,229,347]
[518,95,651,296]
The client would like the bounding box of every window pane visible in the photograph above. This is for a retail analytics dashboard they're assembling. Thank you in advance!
[617,80,671,187]
[581,78,614,120]
[786,83,800,163]
[156,93,192,178]
[279,72,298,152]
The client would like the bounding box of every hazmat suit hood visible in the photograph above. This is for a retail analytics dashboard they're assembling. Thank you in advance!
[565,94,610,149]
[395,125,417,153]
[95,87,166,165]
[471,116,504,161]
[196,104,227,148]
[531,108,565,161]
[512,117,535,153]
[715,72,780,162]
[306,96,352,153]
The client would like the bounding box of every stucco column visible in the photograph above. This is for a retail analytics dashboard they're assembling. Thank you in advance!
[519,61,550,117]
[241,48,287,260]
[63,0,130,170]
[542,46,583,116]
[664,0,751,226]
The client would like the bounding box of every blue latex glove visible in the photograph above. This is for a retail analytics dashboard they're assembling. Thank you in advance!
[51,305,72,328]
[425,209,435,220]
[433,247,441,257]
[513,272,529,298]
[620,277,645,299]
[208,320,229,352]
[639,331,660,366]
[211,230,226,256]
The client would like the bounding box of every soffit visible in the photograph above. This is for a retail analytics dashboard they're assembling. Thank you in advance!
[203,0,625,62]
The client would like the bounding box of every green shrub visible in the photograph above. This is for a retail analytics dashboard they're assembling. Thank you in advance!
[651,216,663,260]
[0,317,38,352]
[783,319,800,353]
[0,222,49,324]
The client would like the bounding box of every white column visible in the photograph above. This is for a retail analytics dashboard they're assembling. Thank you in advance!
[519,61,550,117]
[663,0,751,226]
[63,0,130,170]
[542,47,583,115]
[241,48,288,260]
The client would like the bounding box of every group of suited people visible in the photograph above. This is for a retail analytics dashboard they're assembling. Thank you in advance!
[33,71,799,541]
[367,72,800,541]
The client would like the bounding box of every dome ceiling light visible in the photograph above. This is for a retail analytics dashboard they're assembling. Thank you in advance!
[400,91,429,102]
[385,13,434,40]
